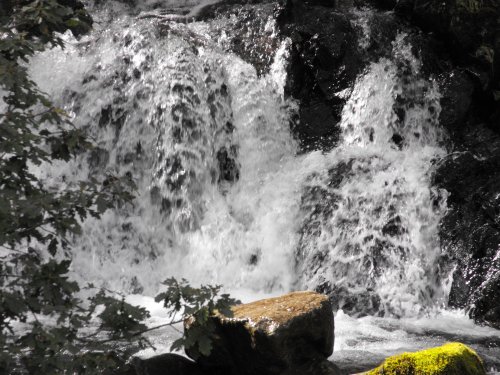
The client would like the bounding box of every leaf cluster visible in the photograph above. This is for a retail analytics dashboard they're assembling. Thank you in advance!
[0,1,146,373]
[155,278,240,359]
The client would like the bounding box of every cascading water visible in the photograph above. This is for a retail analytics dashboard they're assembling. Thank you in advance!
[28,0,500,372]
[31,3,302,294]
[297,33,449,318]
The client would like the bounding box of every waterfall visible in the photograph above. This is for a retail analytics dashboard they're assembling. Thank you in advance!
[30,3,448,316]
[30,7,302,295]
[297,33,449,317]
[25,1,500,370]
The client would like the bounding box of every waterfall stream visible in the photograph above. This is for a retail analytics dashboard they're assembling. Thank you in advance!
[28,0,500,372]
[297,33,449,318]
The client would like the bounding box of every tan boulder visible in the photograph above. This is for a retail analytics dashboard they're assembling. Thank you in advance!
[185,291,336,375]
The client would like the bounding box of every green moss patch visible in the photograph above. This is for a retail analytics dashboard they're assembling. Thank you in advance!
[368,342,486,375]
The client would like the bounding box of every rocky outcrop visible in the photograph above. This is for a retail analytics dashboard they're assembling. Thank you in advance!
[196,0,403,152]
[277,0,407,151]
[371,0,500,130]
[433,125,500,329]
[184,291,338,375]
[197,0,283,75]
[279,2,362,151]
[359,342,486,375]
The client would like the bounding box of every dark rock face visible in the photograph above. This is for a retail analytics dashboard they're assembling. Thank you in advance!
[278,1,408,152]
[356,0,500,328]
[391,0,500,329]
[185,291,336,375]
[281,5,361,151]
[198,0,402,152]
[434,125,500,328]
[373,0,499,126]
[438,69,475,132]
[217,146,240,184]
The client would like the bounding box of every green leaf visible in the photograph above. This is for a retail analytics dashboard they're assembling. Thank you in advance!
[197,335,212,357]
[48,237,58,256]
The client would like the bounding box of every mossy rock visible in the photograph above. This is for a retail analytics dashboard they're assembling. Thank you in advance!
[365,343,486,375]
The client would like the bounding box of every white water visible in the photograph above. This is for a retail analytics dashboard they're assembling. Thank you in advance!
[297,33,450,317]
[30,7,303,294]
[27,1,500,372]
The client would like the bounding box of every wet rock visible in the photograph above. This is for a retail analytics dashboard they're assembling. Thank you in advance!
[185,291,335,375]
[359,342,486,375]
[296,160,396,317]
[438,69,475,132]
[216,146,240,183]
[370,0,499,126]
[434,125,500,328]
[197,1,282,75]
[281,5,362,151]
[278,0,410,152]
[320,283,382,317]
[124,353,204,375]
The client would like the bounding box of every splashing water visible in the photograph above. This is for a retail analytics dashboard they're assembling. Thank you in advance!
[30,9,304,294]
[27,2,500,372]
[297,34,449,317]
[31,3,447,317]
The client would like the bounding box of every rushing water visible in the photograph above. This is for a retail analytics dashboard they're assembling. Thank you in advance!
[296,32,450,318]
[29,0,500,373]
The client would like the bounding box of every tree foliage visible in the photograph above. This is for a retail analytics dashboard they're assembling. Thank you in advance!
[156,278,239,359]
[0,1,238,374]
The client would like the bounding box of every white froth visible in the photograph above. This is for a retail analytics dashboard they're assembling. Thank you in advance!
[26,5,500,371]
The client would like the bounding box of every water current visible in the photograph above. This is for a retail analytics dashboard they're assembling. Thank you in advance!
[28,1,500,372]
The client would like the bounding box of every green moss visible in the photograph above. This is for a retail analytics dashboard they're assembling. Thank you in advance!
[367,343,486,375]
[456,0,483,13]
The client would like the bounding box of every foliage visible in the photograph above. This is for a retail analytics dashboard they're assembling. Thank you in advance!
[367,342,486,375]
[0,1,238,374]
[155,278,240,359]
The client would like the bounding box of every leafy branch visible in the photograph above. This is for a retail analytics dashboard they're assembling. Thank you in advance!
[0,1,239,374]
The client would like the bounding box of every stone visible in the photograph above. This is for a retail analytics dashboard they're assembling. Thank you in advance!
[185,291,335,375]
[359,343,486,375]
[433,125,500,328]
[124,353,204,375]
[283,358,341,375]
[281,5,362,151]
[438,69,475,131]
[216,146,239,183]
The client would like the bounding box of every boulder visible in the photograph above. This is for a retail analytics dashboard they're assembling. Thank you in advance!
[360,343,486,375]
[185,291,336,375]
